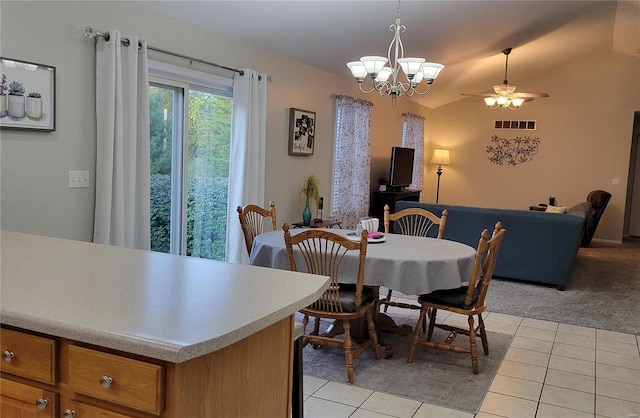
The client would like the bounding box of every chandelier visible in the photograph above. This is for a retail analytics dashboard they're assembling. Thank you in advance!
[346,1,444,106]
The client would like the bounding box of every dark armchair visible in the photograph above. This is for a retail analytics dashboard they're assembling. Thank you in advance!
[582,190,612,247]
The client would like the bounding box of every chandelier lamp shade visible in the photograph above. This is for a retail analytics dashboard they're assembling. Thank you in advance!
[431,148,450,204]
[346,1,444,106]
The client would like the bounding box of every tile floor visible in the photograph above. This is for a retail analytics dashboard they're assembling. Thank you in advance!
[301,297,640,418]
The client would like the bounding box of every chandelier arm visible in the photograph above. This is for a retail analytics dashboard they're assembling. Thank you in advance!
[357,81,383,95]
[410,83,432,96]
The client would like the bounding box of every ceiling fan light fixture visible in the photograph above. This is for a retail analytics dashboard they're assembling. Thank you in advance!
[462,47,549,110]
[495,84,516,94]
[346,0,444,106]
[484,97,497,106]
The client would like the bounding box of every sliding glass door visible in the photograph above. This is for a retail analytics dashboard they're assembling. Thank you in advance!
[149,71,232,260]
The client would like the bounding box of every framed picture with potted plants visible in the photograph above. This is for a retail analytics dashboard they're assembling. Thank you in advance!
[0,57,55,131]
[288,108,315,156]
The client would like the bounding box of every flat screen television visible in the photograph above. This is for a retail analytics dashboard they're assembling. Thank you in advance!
[388,146,415,191]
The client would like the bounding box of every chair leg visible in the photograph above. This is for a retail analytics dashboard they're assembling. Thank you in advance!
[468,315,479,374]
[382,289,393,312]
[365,309,382,360]
[478,314,489,355]
[343,320,355,384]
[407,305,427,363]
[426,308,437,341]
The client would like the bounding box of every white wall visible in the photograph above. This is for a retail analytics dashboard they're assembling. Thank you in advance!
[0,1,425,242]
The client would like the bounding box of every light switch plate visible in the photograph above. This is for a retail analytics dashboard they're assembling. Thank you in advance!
[69,171,90,188]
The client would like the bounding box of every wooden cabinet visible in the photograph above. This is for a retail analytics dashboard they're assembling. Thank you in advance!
[1,328,56,385]
[67,345,163,415]
[1,378,57,418]
[370,189,422,229]
[1,317,293,417]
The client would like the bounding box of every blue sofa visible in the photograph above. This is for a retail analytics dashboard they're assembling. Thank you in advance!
[394,201,588,290]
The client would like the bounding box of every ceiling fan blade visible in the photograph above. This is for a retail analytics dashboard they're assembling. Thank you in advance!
[514,92,550,98]
[460,93,495,97]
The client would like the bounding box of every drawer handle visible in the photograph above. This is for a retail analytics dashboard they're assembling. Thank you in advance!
[2,350,14,363]
[100,375,113,389]
[35,398,49,410]
[63,409,77,417]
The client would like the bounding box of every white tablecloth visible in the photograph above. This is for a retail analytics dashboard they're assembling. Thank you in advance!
[250,229,478,295]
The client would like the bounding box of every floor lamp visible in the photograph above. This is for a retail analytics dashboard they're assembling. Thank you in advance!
[431,149,450,204]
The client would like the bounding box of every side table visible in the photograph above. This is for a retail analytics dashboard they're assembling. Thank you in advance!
[291,219,342,229]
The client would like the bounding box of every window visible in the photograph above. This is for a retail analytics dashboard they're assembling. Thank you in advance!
[149,61,233,260]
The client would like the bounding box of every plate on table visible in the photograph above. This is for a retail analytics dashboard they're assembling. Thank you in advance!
[346,233,386,243]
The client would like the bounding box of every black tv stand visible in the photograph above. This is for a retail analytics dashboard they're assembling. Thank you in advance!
[385,186,407,192]
[369,189,422,230]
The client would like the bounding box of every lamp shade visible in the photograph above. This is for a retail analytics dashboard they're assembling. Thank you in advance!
[431,148,450,165]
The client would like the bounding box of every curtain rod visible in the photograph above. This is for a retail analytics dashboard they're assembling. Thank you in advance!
[84,26,244,76]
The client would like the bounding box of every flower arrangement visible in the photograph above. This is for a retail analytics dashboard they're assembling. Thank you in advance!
[299,174,320,206]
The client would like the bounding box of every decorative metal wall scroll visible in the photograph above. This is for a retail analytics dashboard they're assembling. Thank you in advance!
[486,135,540,166]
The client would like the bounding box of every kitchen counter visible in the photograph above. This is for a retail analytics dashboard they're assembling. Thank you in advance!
[0,230,328,363]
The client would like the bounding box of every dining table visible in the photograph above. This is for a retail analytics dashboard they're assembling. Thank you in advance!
[250,228,479,356]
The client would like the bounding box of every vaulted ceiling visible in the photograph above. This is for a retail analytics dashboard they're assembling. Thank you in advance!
[140,1,639,108]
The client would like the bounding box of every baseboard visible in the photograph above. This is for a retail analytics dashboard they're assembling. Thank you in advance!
[591,238,623,245]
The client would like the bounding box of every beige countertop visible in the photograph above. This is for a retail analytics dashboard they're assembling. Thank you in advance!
[0,230,328,363]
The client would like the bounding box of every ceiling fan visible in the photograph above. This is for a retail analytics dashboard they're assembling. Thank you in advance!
[461,48,549,109]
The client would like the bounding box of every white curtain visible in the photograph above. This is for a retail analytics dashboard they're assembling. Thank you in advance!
[93,31,150,250]
[226,69,268,264]
[332,95,373,229]
[402,113,425,191]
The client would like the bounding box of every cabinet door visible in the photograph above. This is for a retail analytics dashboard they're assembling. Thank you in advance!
[0,378,56,418]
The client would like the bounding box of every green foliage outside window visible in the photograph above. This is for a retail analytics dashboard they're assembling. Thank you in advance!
[149,86,232,261]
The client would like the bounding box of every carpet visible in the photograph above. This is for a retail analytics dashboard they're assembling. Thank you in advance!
[301,314,513,414]
[487,238,640,335]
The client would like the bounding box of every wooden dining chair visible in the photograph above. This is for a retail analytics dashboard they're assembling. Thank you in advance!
[407,222,506,374]
[283,223,381,384]
[381,204,448,313]
[237,201,277,256]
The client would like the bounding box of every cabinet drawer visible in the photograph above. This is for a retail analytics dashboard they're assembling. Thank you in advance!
[68,345,164,415]
[63,399,135,418]
[0,328,56,384]
[0,378,57,418]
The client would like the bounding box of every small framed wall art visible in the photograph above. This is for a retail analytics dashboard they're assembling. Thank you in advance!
[288,108,315,156]
[0,57,56,131]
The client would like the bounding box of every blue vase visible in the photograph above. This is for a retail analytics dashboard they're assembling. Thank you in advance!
[303,198,312,225]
